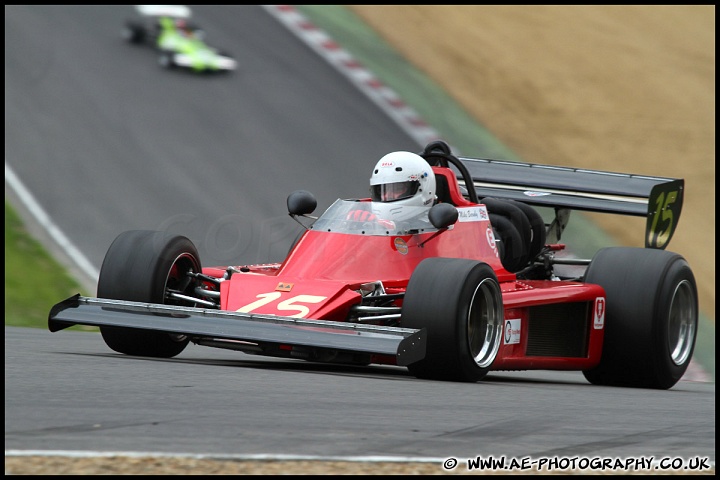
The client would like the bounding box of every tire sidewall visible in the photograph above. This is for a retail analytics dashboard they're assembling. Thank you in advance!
[650,257,698,388]
[403,258,502,382]
[583,247,698,389]
[97,230,200,358]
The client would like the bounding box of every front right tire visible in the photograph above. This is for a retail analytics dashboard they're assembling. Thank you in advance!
[122,22,146,44]
[97,230,202,358]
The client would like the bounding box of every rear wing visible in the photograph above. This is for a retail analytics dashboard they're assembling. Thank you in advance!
[136,5,191,19]
[458,156,683,250]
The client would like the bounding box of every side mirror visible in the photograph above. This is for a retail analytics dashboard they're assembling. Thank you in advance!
[287,190,317,216]
[428,203,458,229]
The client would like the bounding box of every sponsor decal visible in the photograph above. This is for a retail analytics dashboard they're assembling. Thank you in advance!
[457,206,489,222]
[276,282,293,292]
[394,237,408,255]
[486,226,499,257]
[237,292,327,318]
[380,161,394,167]
[523,191,552,197]
[504,319,521,345]
[594,297,605,329]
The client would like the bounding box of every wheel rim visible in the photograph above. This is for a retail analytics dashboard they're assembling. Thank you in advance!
[467,278,503,368]
[164,252,201,342]
[164,253,200,304]
[667,279,696,366]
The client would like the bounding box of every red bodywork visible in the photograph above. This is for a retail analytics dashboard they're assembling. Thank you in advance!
[202,168,606,372]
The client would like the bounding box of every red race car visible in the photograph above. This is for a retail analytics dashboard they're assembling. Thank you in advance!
[49,141,697,389]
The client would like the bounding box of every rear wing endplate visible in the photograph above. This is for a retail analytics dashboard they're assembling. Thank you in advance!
[458,156,684,249]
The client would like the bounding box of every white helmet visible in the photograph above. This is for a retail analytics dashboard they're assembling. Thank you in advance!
[369,151,435,207]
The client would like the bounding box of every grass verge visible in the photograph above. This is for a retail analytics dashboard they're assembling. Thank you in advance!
[5,200,94,331]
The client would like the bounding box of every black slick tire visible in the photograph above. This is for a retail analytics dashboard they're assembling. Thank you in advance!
[402,258,504,382]
[97,230,202,358]
[582,247,698,389]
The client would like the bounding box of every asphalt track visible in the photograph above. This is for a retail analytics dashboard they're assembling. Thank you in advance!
[5,5,715,469]
[4,326,716,469]
[5,5,421,275]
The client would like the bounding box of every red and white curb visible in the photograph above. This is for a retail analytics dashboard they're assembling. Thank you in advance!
[262,5,441,147]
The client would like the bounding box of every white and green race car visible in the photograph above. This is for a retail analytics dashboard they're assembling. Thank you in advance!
[122,5,237,73]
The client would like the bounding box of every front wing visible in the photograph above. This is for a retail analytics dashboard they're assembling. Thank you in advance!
[172,52,237,71]
[49,295,426,366]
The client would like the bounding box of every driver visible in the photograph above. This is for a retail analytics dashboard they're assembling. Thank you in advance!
[178,19,204,41]
[346,151,436,228]
[369,151,437,223]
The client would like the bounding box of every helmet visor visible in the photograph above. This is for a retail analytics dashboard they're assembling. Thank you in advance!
[371,180,420,202]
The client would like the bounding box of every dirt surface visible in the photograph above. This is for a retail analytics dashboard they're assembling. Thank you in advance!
[4,456,712,475]
[1,457,474,476]
[350,5,715,321]
[5,6,713,476]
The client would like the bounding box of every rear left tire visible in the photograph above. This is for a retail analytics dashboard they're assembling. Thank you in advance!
[582,247,698,389]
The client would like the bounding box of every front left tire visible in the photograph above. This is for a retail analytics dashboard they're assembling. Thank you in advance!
[159,52,176,69]
[402,258,504,382]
